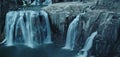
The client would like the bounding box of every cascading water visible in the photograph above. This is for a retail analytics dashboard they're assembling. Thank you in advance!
[5,11,18,46]
[40,11,53,44]
[62,15,80,50]
[4,10,52,48]
[76,31,97,57]
[31,0,52,5]
[42,0,52,5]
[31,0,40,5]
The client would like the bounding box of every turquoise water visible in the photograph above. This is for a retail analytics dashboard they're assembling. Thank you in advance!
[0,44,77,57]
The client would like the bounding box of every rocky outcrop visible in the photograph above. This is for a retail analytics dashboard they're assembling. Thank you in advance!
[75,9,120,57]
[93,0,120,12]
[0,0,17,40]
[91,12,120,57]
[73,10,119,57]
[52,0,95,3]
[42,2,120,57]
[42,2,94,45]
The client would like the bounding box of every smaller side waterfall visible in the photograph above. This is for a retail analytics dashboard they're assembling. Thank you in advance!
[4,10,52,48]
[77,31,97,57]
[62,15,80,50]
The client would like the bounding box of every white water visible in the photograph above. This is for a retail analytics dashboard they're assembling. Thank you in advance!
[5,10,52,48]
[62,15,80,50]
[42,0,52,5]
[31,0,52,5]
[40,11,53,44]
[77,31,97,57]
[0,39,6,44]
[31,0,40,5]
[22,0,32,6]
[5,11,18,46]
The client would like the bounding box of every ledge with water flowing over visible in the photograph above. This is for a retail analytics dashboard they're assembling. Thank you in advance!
[41,2,95,45]
[17,5,43,11]
[41,2,120,57]
[0,1,120,57]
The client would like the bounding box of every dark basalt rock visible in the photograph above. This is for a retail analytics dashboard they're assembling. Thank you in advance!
[43,2,120,56]
[0,0,18,38]
[1,0,120,57]
[42,2,93,46]
[90,12,120,57]
[42,2,120,57]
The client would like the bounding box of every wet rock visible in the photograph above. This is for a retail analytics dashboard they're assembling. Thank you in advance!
[90,12,120,57]
[0,33,4,43]
[74,10,103,51]
[42,2,93,45]
[0,1,120,57]
[52,0,95,3]
[0,0,17,28]
[43,2,120,56]
[111,41,120,57]
[0,0,18,42]
[0,0,3,35]
[95,0,120,12]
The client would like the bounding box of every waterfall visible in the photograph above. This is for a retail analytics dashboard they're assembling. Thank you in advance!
[62,15,80,50]
[4,10,52,48]
[31,0,52,5]
[22,0,32,6]
[5,11,18,46]
[40,11,53,44]
[31,0,40,5]
[77,31,97,57]
[42,0,52,5]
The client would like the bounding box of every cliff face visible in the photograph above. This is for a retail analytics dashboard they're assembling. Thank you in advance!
[42,2,93,45]
[42,2,120,57]
[0,0,17,41]
[0,0,120,57]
